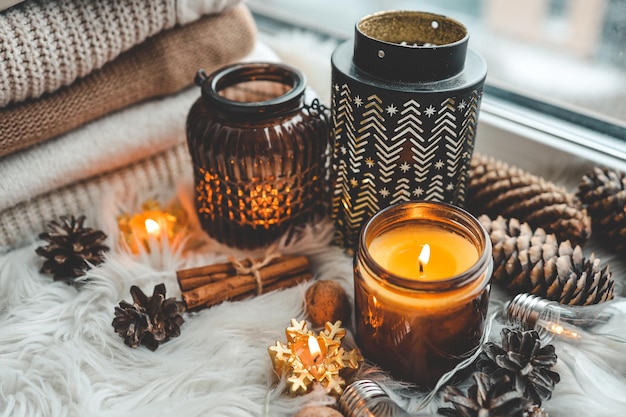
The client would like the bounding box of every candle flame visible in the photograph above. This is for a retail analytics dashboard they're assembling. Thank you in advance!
[144,218,161,237]
[308,335,322,360]
[418,244,430,274]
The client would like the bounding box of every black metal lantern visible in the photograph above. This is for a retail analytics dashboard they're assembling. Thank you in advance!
[331,11,488,250]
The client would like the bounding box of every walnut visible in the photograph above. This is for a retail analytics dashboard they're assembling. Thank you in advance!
[305,280,351,328]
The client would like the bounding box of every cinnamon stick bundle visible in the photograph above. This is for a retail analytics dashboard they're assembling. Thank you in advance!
[177,255,313,311]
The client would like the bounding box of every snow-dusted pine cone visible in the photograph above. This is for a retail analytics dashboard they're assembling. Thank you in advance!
[577,166,626,251]
[468,154,591,246]
[480,215,614,305]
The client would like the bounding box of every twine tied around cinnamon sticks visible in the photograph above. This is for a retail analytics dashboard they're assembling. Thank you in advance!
[227,246,282,296]
[176,252,313,311]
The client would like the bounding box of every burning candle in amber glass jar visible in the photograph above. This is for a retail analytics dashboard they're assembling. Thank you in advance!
[353,201,492,388]
[186,62,330,249]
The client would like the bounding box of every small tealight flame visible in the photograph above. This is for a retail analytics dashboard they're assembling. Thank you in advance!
[308,335,322,361]
[144,218,161,237]
[418,244,430,275]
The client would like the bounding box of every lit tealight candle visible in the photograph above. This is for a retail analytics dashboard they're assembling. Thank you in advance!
[306,335,324,379]
[354,201,492,388]
[117,199,186,254]
[268,319,362,396]
[144,218,162,238]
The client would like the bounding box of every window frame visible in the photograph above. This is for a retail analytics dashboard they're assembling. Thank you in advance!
[249,3,626,172]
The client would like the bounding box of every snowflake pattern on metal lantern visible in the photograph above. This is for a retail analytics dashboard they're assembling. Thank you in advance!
[268,319,362,396]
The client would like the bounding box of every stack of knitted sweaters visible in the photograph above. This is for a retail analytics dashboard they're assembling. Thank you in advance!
[0,0,265,250]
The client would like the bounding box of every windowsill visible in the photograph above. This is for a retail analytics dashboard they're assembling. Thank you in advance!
[476,95,626,189]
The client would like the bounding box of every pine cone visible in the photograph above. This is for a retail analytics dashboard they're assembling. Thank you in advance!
[576,166,626,251]
[439,372,532,417]
[480,215,614,306]
[477,328,560,406]
[35,214,109,284]
[112,284,185,351]
[468,154,591,246]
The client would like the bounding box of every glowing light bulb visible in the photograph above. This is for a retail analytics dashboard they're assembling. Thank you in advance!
[506,292,626,382]
[506,293,626,346]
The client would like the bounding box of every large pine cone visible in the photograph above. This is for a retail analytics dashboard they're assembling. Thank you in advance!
[112,284,185,351]
[439,372,532,417]
[468,154,591,246]
[477,328,560,406]
[35,214,109,284]
[480,215,614,305]
[577,166,626,251]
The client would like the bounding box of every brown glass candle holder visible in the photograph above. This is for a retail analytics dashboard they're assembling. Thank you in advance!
[186,63,330,249]
[353,201,492,388]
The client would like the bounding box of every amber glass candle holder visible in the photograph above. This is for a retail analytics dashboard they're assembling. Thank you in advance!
[353,201,492,388]
[186,63,330,249]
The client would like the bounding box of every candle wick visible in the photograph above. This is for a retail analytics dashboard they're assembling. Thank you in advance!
[418,243,430,277]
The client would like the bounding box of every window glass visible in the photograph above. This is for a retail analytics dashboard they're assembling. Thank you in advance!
[247,0,626,137]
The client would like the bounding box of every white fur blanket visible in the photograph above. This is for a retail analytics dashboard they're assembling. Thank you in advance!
[2,190,626,417]
[1,30,625,417]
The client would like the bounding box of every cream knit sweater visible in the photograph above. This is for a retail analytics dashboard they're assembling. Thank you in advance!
[0,0,239,106]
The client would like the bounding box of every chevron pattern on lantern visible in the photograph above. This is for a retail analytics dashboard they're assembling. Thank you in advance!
[332,83,354,139]
[400,100,436,185]
[454,89,481,204]
[330,77,484,249]
[436,99,462,182]
[417,98,456,202]
[426,97,463,201]
[348,171,379,231]
[347,95,384,230]
[426,174,445,201]
[390,177,411,205]
[331,83,355,227]
[357,95,386,140]
[377,99,418,185]
[460,90,481,149]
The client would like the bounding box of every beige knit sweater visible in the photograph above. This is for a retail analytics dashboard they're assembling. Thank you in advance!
[0,0,239,107]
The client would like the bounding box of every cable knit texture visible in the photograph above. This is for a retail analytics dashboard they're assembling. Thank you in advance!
[0,0,239,107]
[0,144,191,251]
[0,4,256,157]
